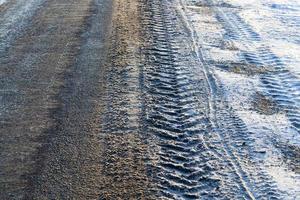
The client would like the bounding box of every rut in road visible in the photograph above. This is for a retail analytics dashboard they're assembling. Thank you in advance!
[180,0,285,198]
[207,0,300,134]
[93,0,156,198]
[140,0,282,199]
[0,0,289,199]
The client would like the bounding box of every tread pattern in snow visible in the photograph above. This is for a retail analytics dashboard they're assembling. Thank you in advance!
[140,0,285,199]
[140,0,276,199]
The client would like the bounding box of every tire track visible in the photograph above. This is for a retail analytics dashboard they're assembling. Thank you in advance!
[141,1,218,198]
[0,0,295,198]
[206,0,300,135]
[139,0,274,199]
[179,0,283,199]
[209,2,300,195]
[91,0,156,198]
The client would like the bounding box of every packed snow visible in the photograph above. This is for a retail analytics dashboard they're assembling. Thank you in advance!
[182,0,300,197]
[226,0,300,78]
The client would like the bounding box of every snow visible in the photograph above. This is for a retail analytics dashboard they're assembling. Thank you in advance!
[215,64,300,200]
[183,0,300,197]
[267,157,300,200]
[215,69,300,145]
[227,0,300,78]
[0,0,6,5]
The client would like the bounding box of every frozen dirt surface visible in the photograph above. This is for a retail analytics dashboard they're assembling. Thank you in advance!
[0,0,299,199]
[181,0,300,198]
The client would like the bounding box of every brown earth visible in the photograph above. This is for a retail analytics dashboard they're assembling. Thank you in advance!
[0,0,156,199]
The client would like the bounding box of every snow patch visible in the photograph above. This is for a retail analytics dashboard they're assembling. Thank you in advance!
[216,69,300,146]
[0,0,7,5]
[267,161,300,200]
[183,0,300,197]
[227,0,300,78]
[215,68,300,197]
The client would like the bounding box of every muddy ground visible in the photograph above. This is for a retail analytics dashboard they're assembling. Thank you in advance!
[0,0,299,199]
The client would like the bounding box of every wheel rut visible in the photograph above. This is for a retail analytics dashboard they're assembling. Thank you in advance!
[207,0,300,135]
[0,0,294,199]
[179,0,292,199]
[139,0,275,199]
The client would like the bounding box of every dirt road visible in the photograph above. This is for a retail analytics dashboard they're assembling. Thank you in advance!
[0,0,299,199]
